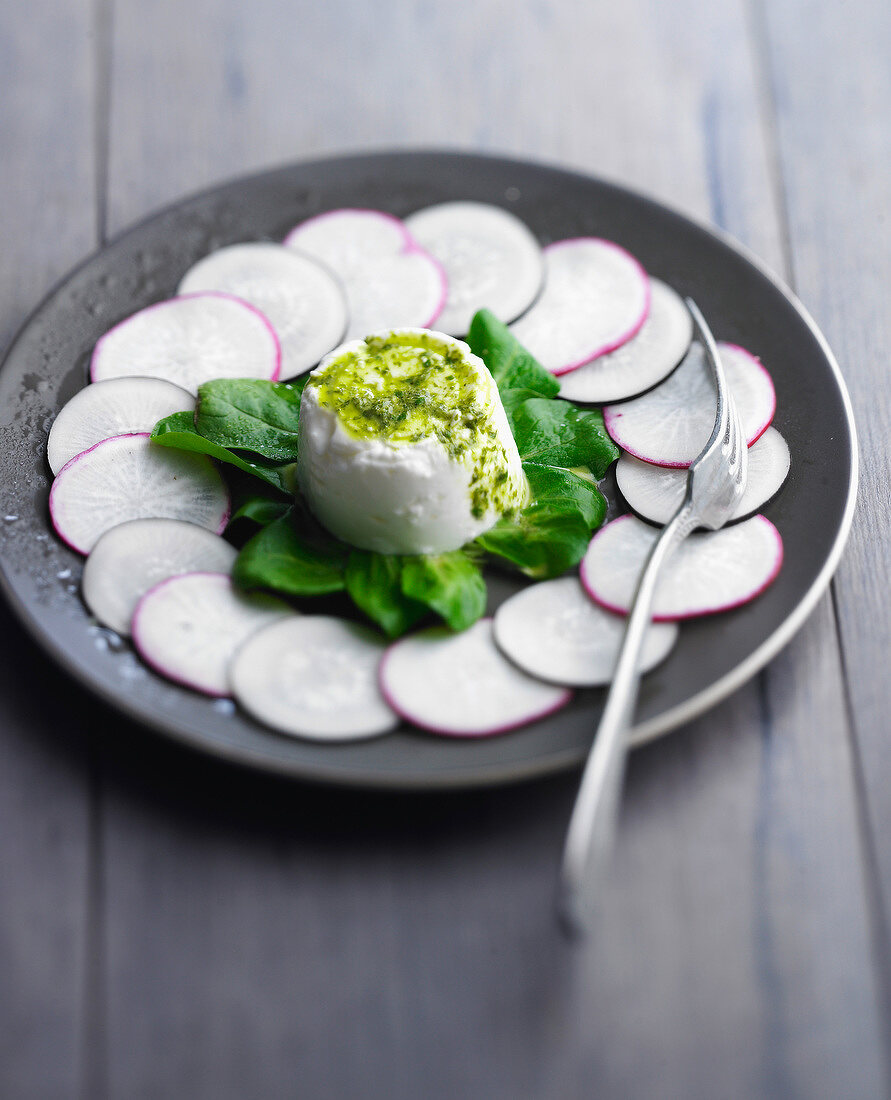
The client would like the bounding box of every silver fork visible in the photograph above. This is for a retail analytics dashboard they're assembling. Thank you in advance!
[558,298,748,935]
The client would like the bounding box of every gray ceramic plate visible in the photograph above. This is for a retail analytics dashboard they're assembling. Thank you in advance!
[0,151,857,788]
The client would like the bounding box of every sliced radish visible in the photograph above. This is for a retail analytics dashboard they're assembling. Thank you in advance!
[493,576,678,686]
[379,619,572,737]
[49,434,230,555]
[82,518,237,635]
[90,292,281,395]
[284,209,446,341]
[603,342,776,467]
[508,238,650,375]
[178,243,347,379]
[47,377,194,475]
[132,572,292,696]
[403,201,543,336]
[557,278,692,403]
[580,514,783,620]
[230,615,399,740]
[617,426,791,525]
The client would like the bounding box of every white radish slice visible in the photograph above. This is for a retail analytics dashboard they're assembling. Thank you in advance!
[603,342,776,467]
[49,434,230,555]
[403,201,543,336]
[284,209,446,341]
[82,518,237,636]
[580,514,783,620]
[493,576,678,687]
[558,278,693,403]
[90,292,281,395]
[132,573,292,697]
[230,615,399,741]
[508,238,650,375]
[178,243,347,379]
[617,427,791,525]
[379,619,572,737]
[47,377,194,475]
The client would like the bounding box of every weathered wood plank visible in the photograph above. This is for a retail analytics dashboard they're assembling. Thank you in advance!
[0,4,97,1094]
[759,0,891,948]
[91,0,887,1096]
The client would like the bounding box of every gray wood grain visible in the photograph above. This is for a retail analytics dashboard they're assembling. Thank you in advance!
[77,0,890,1098]
[758,0,891,952]
[0,3,97,1094]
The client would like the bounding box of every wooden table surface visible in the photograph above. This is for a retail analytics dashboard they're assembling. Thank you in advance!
[2,1,889,1097]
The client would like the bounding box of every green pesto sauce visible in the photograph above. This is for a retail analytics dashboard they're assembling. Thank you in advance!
[309,332,526,519]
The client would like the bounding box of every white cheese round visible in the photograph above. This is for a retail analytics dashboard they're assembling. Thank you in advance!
[297,329,528,555]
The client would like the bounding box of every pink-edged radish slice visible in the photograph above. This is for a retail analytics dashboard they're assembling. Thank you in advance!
[90,292,281,395]
[380,619,572,737]
[49,434,230,555]
[82,518,237,636]
[230,615,398,741]
[403,201,543,336]
[558,278,692,404]
[132,572,292,697]
[603,342,776,467]
[178,243,347,379]
[580,514,783,621]
[508,238,650,375]
[493,576,678,687]
[617,426,791,525]
[47,377,194,475]
[284,208,446,342]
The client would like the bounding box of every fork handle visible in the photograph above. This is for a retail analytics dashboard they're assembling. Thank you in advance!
[559,502,697,934]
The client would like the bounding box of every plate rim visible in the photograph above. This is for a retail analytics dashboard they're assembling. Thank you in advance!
[0,148,859,788]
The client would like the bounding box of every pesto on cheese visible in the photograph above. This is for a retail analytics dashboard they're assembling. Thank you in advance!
[308,330,528,518]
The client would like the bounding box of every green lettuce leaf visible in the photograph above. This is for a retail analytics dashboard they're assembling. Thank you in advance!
[507,398,619,477]
[521,462,607,528]
[151,412,293,491]
[194,379,304,462]
[466,308,559,398]
[229,495,291,527]
[344,551,428,638]
[475,502,593,579]
[400,551,487,632]
[233,509,347,596]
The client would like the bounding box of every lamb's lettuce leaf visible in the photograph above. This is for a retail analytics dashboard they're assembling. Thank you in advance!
[466,309,559,398]
[507,399,618,477]
[475,503,594,579]
[400,551,487,632]
[233,508,347,596]
[229,494,291,528]
[151,412,292,492]
[521,463,607,528]
[194,378,306,461]
[344,551,429,638]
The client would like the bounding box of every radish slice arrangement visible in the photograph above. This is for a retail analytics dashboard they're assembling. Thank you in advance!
[509,238,650,375]
[603,342,776,466]
[178,243,347,379]
[617,426,791,525]
[380,619,572,737]
[557,278,693,404]
[47,377,194,475]
[90,293,281,395]
[230,616,399,741]
[581,514,784,620]
[493,576,678,687]
[49,434,230,555]
[404,201,543,336]
[82,518,237,635]
[132,573,292,697]
[42,198,792,746]
[284,209,446,341]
